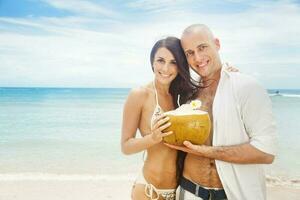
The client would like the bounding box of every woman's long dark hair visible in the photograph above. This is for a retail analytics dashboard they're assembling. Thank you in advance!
[150,37,199,108]
[150,37,199,185]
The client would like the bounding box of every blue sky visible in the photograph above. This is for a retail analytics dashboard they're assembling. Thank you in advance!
[0,0,299,88]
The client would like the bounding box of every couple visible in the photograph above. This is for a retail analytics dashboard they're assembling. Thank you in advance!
[121,24,277,200]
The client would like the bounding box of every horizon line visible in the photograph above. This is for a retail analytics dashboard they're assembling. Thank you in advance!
[1,86,300,90]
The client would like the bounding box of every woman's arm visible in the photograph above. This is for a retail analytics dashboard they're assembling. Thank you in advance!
[121,88,172,155]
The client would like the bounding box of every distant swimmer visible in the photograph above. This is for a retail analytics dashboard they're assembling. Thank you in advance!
[275,90,282,96]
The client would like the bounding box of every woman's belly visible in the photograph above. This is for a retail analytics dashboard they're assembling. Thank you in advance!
[143,144,178,189]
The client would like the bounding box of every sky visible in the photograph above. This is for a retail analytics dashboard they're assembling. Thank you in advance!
[0,0,299,89]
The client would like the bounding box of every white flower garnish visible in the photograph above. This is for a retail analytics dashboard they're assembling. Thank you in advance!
[190,100,202,110]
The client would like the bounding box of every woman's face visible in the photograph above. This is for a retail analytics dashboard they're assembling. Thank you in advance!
[153,47,178,85]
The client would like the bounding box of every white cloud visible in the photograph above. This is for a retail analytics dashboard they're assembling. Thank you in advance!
[42,0,118,17]
[0,0,299,88]
[127,0,189,10]
[0,15,154,87]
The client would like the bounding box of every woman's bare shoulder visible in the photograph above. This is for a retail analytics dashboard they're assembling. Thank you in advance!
[127,83,153,103]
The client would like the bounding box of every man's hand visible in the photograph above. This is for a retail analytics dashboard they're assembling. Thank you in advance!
[225,62,239,72]
[164,141,212,157]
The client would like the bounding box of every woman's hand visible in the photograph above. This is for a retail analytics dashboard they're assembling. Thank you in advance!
[150,114,173,144]
[225,62,239,72]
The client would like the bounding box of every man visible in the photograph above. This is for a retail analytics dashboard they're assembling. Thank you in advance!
[167,24,278,200]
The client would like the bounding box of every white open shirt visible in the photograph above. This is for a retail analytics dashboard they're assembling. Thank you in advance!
[212,68,278,200]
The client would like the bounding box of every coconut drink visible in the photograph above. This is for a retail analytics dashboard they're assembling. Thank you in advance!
[163,100,211,146]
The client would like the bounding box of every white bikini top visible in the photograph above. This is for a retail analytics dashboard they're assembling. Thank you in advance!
[150,81,181,128]
[150,82,164,128]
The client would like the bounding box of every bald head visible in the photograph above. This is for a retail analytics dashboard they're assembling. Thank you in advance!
[181,24,215,41]
[180,24,222,79]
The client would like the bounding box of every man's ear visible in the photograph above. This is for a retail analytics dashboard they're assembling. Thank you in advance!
[214,38,220,50]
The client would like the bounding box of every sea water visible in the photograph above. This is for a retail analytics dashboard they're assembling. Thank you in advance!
[0,88,299,186]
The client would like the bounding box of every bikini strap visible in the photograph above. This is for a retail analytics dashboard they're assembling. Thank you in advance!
[145,183,160,200]
[145,183,175,200]
[153,81,159,106]
[154,81,181,108]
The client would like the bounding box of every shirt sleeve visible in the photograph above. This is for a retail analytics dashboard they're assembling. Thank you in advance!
[237,75,278,155]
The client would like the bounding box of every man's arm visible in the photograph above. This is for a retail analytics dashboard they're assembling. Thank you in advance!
[169,141,274,164]
[165,74,278,164]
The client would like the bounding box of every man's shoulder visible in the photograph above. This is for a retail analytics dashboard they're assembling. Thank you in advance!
[224,72,268,102]
[226,72,261,90]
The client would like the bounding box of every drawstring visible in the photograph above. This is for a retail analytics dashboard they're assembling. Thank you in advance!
[142,150,147,162]
[177,94,181,107]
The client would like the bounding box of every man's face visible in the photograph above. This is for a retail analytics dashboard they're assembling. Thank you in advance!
[181,32,221,79]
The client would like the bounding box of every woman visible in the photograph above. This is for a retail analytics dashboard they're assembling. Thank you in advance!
[121,37,193,200]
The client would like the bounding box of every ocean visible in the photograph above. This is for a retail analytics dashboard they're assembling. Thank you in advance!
[0,87,299,186]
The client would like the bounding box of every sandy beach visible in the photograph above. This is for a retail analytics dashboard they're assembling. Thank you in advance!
[0,178,299,200]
